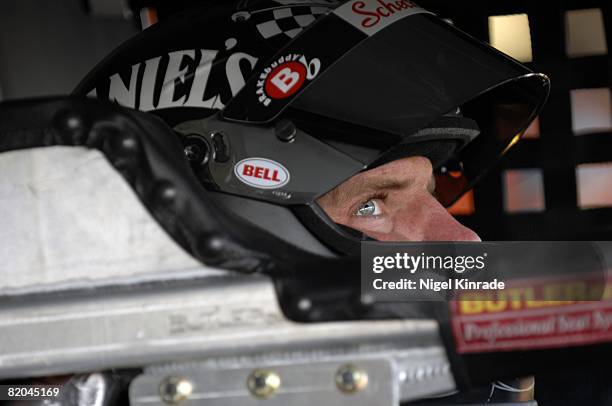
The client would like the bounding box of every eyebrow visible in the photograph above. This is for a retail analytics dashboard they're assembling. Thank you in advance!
[324,177,411,209]
[321,173,436,210]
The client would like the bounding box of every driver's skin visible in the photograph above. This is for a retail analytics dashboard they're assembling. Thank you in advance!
[317,156,481,242]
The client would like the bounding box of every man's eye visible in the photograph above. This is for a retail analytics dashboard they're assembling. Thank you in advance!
[354,199,383,217]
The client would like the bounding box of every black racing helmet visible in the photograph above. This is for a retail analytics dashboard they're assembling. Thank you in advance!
[75,0,550,262]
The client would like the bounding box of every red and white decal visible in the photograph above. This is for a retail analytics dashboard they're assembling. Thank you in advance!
[234,158,290,189]
[256,54,321,107]
[450,274,612,353]
[334,0,430,35]
[265,61,307,99]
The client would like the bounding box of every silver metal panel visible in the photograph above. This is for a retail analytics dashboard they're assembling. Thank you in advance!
[0,276,448,387]
[395,346,455,401]
[129,346,455,404]
[130,359,395,406]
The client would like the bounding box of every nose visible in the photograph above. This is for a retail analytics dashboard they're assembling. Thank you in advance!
[392,192,481,242]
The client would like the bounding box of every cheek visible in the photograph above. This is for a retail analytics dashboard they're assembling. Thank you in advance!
[391,193,481,241]
[346,216,394,235]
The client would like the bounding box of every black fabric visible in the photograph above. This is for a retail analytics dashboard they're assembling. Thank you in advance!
[371,116,480,169]
[372,139,461,170]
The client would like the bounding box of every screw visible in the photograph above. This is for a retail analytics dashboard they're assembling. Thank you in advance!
[297,298,312,311]
[247,369,281,399]
[182,134,210,165]
[53,109,90,145]
[159,376,193,404]
[232,11,250,22]
[275,119,296,143]
[154,181,178,205]
[184,144,201,161]
[197,233,227,261]
[335,364,368,394]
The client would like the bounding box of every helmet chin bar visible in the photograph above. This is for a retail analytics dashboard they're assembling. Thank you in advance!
[293,202,370,256]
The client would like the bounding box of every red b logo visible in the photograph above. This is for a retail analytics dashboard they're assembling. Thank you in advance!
[265,61,307,99]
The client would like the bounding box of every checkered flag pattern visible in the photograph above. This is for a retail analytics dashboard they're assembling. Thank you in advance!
[252,5,331,45]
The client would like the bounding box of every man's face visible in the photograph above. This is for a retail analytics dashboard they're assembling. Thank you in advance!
[317,156,480,242]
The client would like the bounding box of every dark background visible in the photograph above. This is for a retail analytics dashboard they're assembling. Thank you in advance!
[420,0,612,241]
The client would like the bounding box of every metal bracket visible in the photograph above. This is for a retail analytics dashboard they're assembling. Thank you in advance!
[0,274,454,404]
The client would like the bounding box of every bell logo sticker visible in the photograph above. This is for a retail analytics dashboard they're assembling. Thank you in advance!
[266,61,307,99]
[235,158,290,189]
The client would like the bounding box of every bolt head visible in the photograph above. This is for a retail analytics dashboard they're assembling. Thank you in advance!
[297,298,312,311]
[153,181,178,205]
[184,144,201,161]
[197,233,227,261]
[232,11,250,22]
[53,109,90,145]
[159,376,193,404]
[183,135,210,165]
[120,135,139,152]
[247,369,281,399]
[275,119,296,142]
[335,364,368,394]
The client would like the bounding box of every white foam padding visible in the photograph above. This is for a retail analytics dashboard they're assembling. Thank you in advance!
[0,146,210,293]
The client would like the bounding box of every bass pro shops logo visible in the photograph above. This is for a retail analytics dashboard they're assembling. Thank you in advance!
[256,54,321,107]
